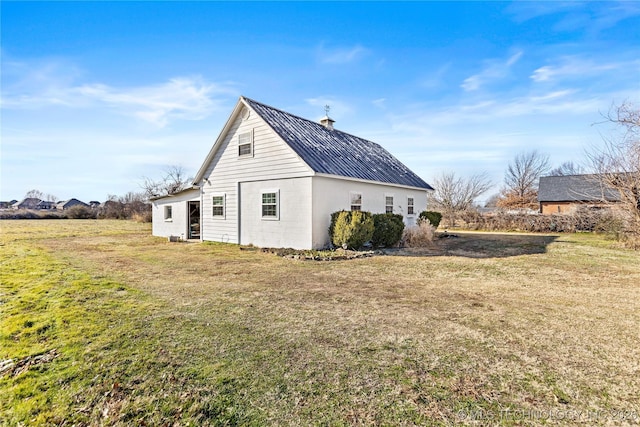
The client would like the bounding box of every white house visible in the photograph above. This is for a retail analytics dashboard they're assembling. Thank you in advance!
[152,97,434,249]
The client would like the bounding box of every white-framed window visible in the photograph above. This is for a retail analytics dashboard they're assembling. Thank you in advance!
[385,195,394,214]
[212,194,225,218]
[261,190,279,220]
[407,197,415,215]
[350,192,362,211]
[238,130,253,157]
[164,205,173,221]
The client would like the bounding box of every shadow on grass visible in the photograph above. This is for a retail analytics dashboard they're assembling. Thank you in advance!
[385,232,559,259]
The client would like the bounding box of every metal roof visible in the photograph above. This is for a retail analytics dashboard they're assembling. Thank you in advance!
[243,97,433,190]
[538,174,620,202]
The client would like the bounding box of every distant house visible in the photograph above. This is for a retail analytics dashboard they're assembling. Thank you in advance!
[12,198,42,210]
[538,174,620,214]
[36,200,56,210]
[152,96,434,249]
[89,201,101,209]
[56,198,89,210]
[0,200,18,209]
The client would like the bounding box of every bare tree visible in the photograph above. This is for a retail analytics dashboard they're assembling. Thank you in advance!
[24,189,44,200]
[429,171,493,227]
[548,161,585,176]
[498,150,550,210]
[44,193,59,203]
[99,191,150,220]
[588,102,640,237]
[141,165,192,199]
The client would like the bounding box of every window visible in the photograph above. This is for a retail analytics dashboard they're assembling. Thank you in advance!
[262,191,279,219]
[212,195,225,218]
[407,197,415,215]
[164,205,172,221]
[238,131,253,157]
[385,196,394,214]
[350,192,362,211]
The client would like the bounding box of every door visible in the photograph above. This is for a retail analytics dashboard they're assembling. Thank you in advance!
[188,201,201,239]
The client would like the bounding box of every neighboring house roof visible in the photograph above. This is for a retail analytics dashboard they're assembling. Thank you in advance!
[538,174,620,203]
[13,198,42,209]
[194,97,433,190]
[57,198,88,209]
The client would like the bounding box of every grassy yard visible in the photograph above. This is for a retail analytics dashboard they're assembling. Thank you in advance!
[1,220,639,426]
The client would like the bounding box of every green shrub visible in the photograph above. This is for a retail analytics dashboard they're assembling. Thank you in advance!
[330,210,374,250]
[328,210,345,243]
[371,213,404,247]
[419,211,442,228]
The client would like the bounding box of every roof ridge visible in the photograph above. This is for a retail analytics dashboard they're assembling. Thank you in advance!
[542,173,599,178]
[242,96,385,150]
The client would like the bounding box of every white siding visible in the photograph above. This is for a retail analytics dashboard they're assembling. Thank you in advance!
[200,105,313,244]
[240,177,313,249]
[151,189,200,238]
[311,176,429,248]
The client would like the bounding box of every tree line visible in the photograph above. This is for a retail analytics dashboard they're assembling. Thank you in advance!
[11,166,193,222]
[428,102,639,244]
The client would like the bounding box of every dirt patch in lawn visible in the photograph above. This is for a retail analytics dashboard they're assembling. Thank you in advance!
[386,231,559,258]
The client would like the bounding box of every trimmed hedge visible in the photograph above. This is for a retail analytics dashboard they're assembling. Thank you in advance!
[372,213,405,247]
[329,210,375,250]
[457,207,626,234]
[419,211,442,228]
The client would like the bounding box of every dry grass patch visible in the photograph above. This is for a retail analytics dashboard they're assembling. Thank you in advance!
[1,220,639,425]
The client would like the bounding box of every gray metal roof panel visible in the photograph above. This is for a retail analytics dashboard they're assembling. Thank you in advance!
[538,174,620,202]
[244,98,433,190]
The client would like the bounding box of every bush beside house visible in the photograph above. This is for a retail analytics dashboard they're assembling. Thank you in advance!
[330,211,408,249]
[371,213,405,247]
[419,211,442,228]
[330,210,375,250]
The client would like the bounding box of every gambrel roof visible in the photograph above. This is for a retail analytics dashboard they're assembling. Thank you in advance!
[195,97,433,190]
[538,174,620,202]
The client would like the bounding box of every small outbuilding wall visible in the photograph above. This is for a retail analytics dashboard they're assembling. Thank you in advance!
[151,189,200,240]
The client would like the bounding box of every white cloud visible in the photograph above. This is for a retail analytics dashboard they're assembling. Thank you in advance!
[506,51,523,66]
[396,89,598,130]
[530,57,633,83]
[507,2,584,23]
[316,43,369,64]
[73,77,233,127]
[507,1,640,33]
[1,59,236,127]
[460,76,478,92]
[420,63,452,89]
[461,50,523,92]
[372,98,386,109]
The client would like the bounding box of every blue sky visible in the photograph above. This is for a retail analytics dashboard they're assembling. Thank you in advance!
[2,1,639,203]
